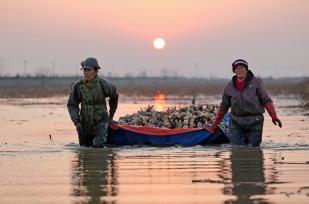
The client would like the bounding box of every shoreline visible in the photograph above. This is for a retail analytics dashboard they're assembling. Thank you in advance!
[0,76,308,99]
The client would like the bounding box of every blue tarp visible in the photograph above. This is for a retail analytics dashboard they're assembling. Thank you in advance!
[107,113,230,146]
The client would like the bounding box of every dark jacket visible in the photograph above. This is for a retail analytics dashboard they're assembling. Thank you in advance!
[67,77,118,125]
[220,70,272,116]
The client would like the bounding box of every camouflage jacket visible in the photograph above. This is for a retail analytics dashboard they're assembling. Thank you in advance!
[67,77,118,126]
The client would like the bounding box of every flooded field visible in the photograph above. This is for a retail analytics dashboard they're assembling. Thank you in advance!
[0,96,309,204]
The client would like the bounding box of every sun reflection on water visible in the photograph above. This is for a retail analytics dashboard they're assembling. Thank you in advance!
[153,90,166,111]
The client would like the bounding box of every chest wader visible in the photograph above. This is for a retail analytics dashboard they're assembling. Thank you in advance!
[229,114,264,147]
[78,78,108,147]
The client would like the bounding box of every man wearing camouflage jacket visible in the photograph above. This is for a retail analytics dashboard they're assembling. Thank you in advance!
[67,57,118,148]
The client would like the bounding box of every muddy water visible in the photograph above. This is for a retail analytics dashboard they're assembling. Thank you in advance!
[0,96,309,204]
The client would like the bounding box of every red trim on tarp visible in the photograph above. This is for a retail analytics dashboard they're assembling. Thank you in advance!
[110,124,202,136]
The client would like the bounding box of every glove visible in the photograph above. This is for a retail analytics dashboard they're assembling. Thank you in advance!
[272,118,282,127]
[108,114,114,122]
[203,108,227,134]
[265,102,282,128]
[75,122,82,130]
[108,115,118,125]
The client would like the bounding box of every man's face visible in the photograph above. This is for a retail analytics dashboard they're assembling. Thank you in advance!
[83,68,98,81]
[234,65,248,79]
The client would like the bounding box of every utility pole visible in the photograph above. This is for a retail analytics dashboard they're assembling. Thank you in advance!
[23,59,28,77]
[51,61,55,77]
[194,62,199,78]
[0,58,5,77]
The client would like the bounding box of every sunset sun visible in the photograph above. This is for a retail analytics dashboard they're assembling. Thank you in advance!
[153,37,166,50]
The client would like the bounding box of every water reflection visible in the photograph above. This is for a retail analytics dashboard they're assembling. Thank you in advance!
[71,148,118,204]
[69,147,280,204]
[153,90,166,111]
[224,148,270,204]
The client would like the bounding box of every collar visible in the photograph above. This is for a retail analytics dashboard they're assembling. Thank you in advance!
[232,70,254,85]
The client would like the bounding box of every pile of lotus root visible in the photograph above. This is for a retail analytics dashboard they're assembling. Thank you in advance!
[119,104,227,130]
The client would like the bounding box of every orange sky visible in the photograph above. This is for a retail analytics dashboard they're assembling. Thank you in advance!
[0,0,309,77]
[1,1,231,39]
